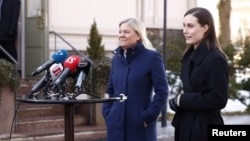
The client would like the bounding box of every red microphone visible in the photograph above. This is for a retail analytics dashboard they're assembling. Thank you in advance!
[52,55,81,89]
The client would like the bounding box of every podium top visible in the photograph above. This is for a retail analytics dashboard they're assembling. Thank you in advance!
[16,94,122,105]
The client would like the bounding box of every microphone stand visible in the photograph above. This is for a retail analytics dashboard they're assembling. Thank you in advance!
[41,69,68,100]
[42,69,53,99]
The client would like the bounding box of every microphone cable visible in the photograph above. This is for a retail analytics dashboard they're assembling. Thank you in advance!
[8,101,21,141]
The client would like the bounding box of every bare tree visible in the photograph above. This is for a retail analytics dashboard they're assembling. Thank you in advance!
[217,0,231,48]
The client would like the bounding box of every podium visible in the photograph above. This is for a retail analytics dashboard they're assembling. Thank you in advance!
[14,50,127,141]
[16,93,127,141]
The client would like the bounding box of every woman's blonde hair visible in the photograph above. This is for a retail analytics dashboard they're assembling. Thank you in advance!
[119,18,154,50]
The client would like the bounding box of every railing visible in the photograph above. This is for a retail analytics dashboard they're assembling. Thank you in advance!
[49,31,93,65]
[0,45,18,65]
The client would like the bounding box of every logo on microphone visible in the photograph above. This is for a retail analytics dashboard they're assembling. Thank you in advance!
[65,56,78,64]
[56,50,66,56]
[53,68,62,76]
[49,63,63,80]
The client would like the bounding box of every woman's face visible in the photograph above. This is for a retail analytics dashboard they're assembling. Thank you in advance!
[183,14,208,48]
[118,23,140,49]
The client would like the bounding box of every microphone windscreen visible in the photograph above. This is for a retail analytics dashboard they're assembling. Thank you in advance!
[63,55,81,73]
[52,49,69,63]
[77,60,91,76]
[49,63,63,80]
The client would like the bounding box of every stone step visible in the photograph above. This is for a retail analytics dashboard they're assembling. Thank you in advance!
[17,104,64,121]
[0,126,107,141]
[16,115,86,132]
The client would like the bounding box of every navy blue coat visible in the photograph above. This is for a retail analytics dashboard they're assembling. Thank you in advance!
[102,43,169,141]
[171,41,229,141]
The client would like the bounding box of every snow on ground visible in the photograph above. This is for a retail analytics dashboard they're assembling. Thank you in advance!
[222,99,247,113]
[167,90,250,114]
[222,90,250,113]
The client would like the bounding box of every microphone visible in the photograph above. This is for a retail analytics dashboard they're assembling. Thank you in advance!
[27,63,64,98]
[31,49,68,76]
[74,60,91,94]
[27,75,46,98]
[49,63,64,81]
[52,55,81,90]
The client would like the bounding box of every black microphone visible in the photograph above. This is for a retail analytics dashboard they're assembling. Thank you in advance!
[31,49,68,76]
[74,61,90,94]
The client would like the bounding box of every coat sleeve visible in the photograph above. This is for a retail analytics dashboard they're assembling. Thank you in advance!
[141,52,169,124]
[180,57,229,111]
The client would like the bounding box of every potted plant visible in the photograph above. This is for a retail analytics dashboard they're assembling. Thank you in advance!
[0,58,20,90]
[0,58,20,134]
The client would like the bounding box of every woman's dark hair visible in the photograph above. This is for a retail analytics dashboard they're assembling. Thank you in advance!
[184,7,227,58]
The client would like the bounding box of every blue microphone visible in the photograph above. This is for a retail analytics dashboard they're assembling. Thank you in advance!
[31,49,68,76]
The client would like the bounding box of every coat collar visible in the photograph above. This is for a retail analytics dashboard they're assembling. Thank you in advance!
[113,43,145,58]
[182,40,215,66]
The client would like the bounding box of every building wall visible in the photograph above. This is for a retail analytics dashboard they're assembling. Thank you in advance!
[48,0,196,55]
[17,0,250,78]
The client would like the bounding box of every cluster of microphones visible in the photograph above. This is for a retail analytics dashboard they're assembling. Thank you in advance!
[27,49,91,100]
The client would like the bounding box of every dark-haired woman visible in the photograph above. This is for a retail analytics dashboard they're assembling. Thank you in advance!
[169,7,229,141]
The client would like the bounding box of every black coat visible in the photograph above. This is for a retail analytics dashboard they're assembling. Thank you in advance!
[171,41,229,141]
[0,0,21,41]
